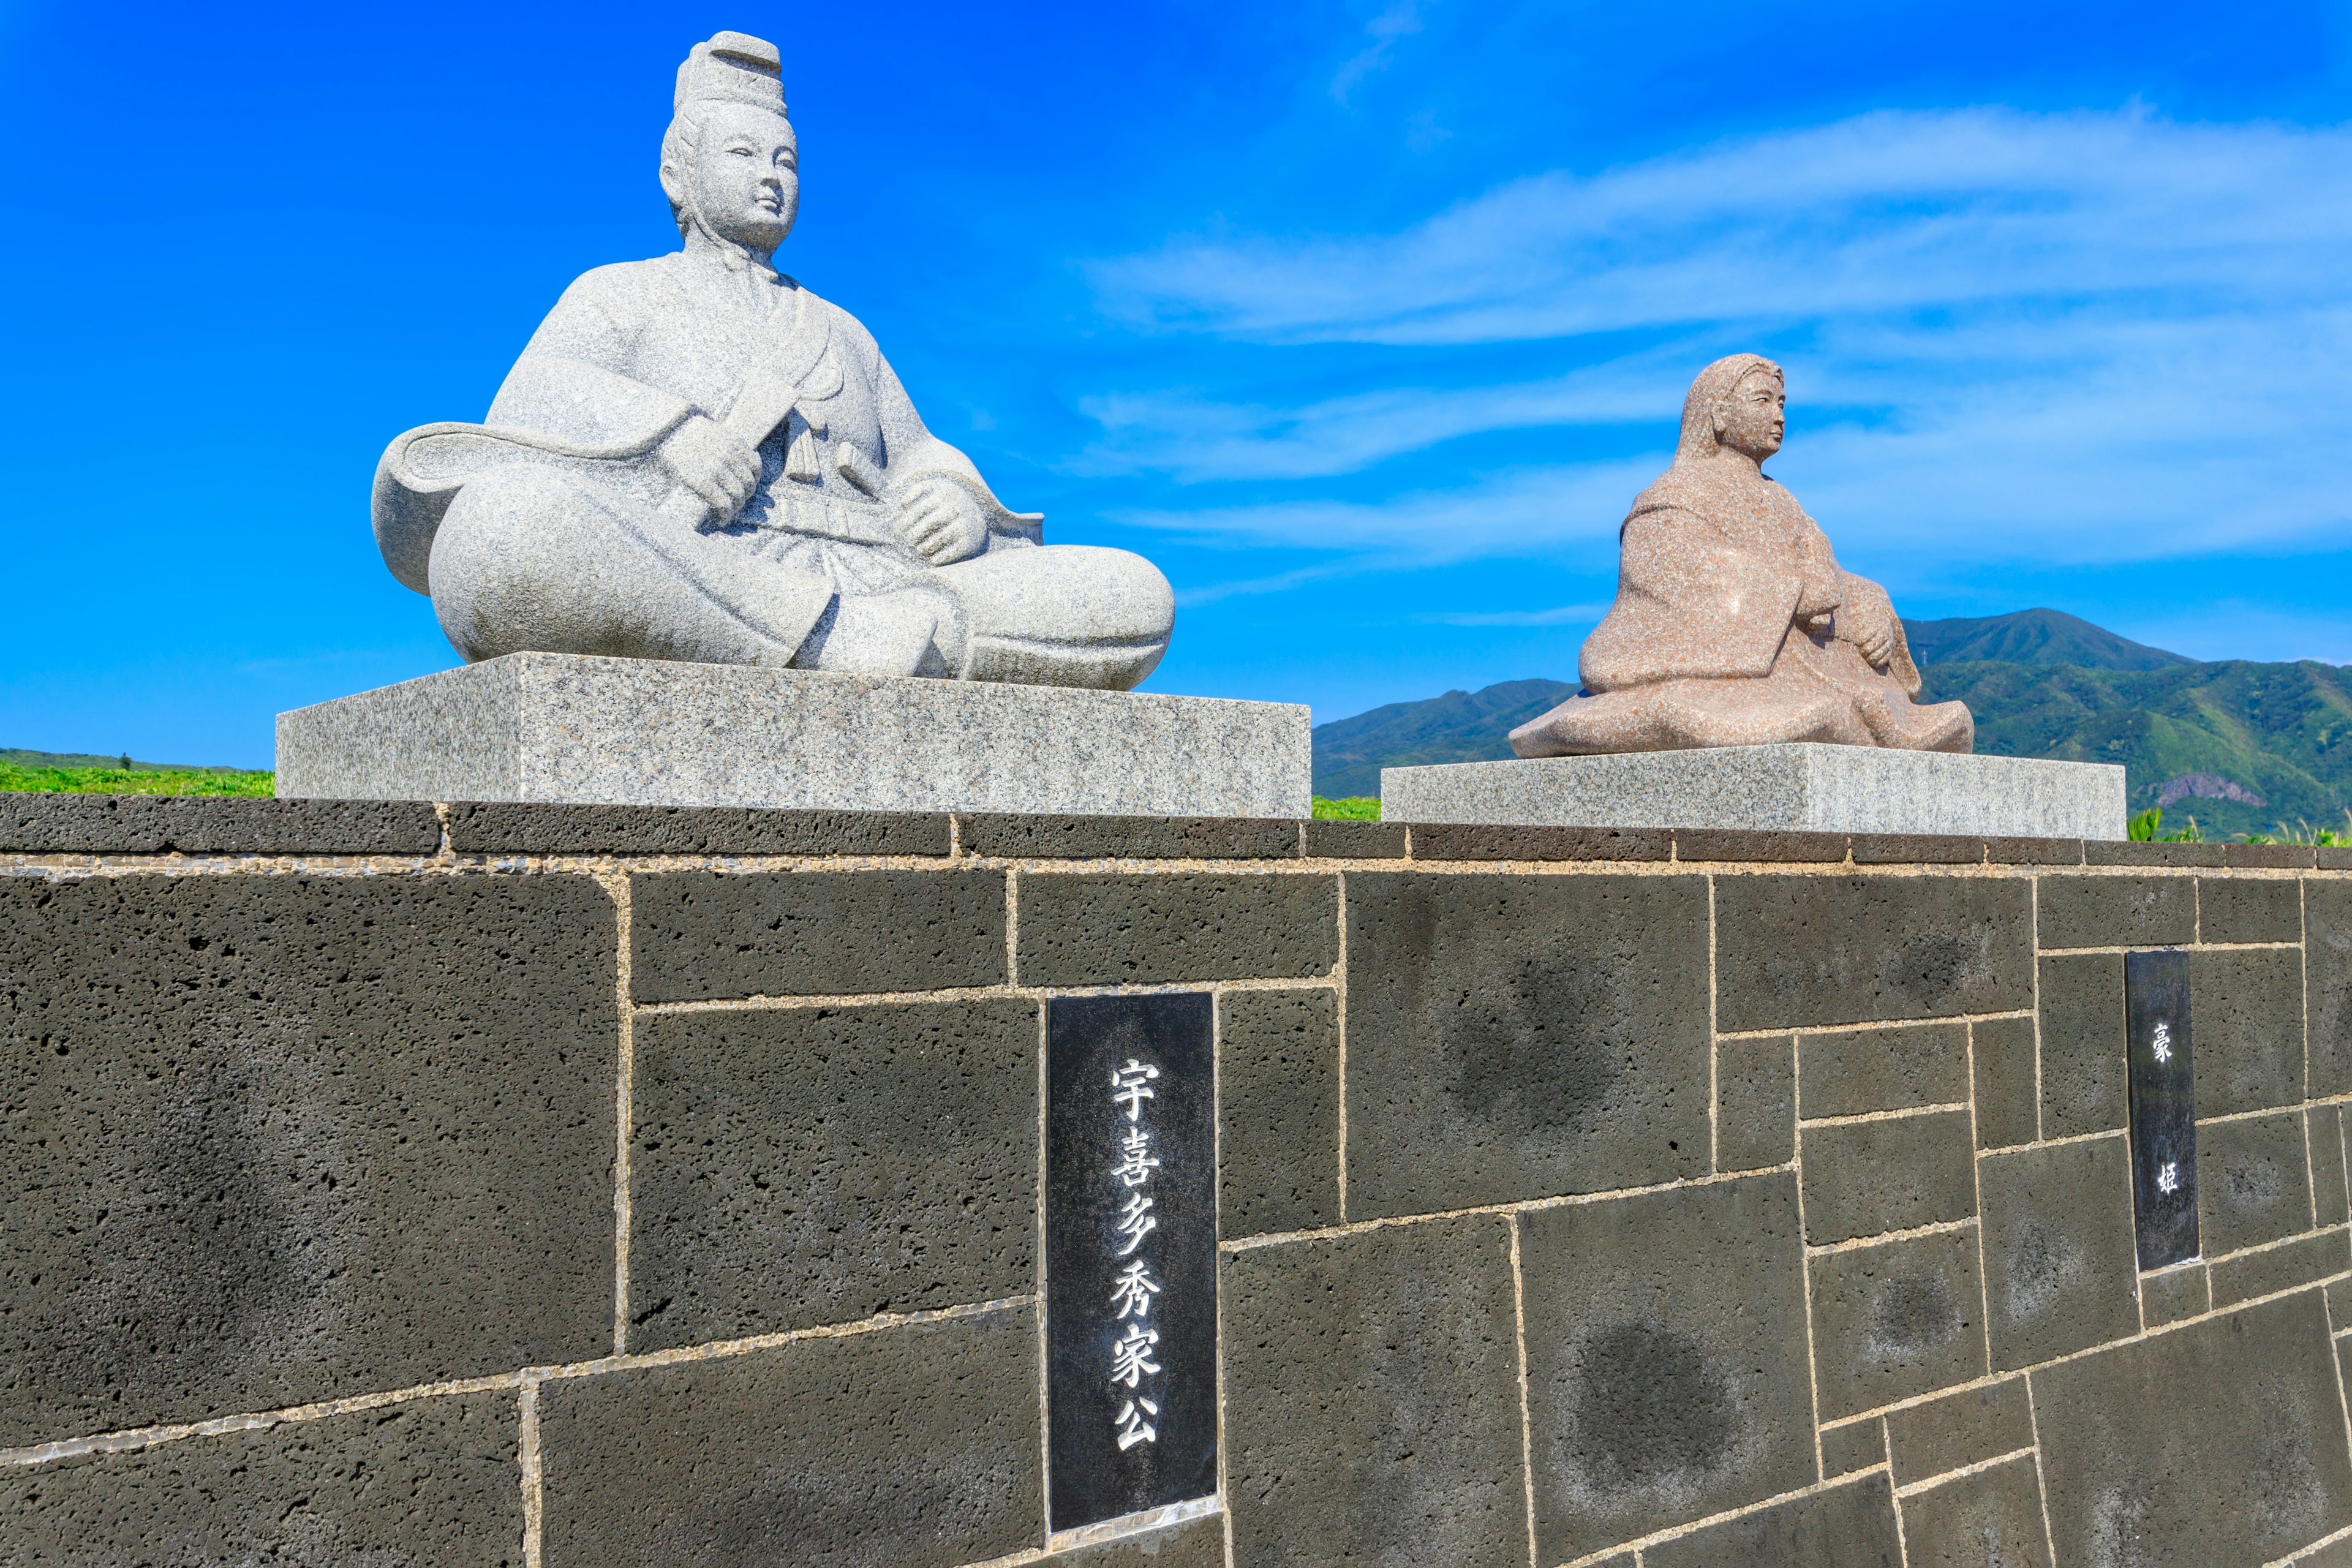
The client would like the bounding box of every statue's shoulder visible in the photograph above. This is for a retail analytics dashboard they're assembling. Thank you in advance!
[547,255,686,320]
[785,279,883,360]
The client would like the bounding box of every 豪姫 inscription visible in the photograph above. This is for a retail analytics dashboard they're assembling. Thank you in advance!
[1045,993,1218,1532]
[2125,949,2198,1270]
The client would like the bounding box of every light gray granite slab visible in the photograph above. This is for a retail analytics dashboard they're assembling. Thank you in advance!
[1383,745,2125,839]
[279,653,1310,817]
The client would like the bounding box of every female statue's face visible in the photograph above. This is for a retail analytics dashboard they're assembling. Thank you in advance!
[1715,369,1786,462]
[686,102,801,255]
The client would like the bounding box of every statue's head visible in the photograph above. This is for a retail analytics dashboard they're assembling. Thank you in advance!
[1675,353,1786,466]
[659,32,799,259]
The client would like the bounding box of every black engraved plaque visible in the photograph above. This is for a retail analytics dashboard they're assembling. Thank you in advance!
[2125,949,2199,1270]
[1045,993,1218,1532]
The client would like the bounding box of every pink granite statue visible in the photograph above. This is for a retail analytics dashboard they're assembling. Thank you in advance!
[1509,353,1973,757]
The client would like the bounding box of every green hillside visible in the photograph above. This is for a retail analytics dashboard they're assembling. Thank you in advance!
[0,748,273,797]
[1901,608,2195,671]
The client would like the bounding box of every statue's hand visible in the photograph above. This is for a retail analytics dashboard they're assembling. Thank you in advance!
[1793,571,1842,635]
[659,415,761,524]
[1845,599,1896,668]
[898,477,989,566]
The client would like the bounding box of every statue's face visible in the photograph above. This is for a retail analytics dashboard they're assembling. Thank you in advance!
[686,102,800,254]
[1715,369,1785,461]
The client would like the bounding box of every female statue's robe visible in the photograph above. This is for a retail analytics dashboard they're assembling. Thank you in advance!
[1510,382,1971,756]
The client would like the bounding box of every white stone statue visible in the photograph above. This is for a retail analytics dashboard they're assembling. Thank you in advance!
[373,32,1175,688]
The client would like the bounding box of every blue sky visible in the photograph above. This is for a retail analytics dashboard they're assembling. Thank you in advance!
[2,1,2349,766]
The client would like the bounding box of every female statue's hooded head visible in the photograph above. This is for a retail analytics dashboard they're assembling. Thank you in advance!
[1673,352,1784,465]
[658,32,797,252]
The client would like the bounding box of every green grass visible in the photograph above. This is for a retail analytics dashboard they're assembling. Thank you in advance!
[0,764,274,797]
[1312,796,1381,820]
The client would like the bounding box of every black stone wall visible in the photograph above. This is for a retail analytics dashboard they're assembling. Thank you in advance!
[3,795,2350,1565]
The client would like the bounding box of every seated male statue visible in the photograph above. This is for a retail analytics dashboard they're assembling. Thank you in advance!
[1510,353,1972,756]
[372,32,1174,688]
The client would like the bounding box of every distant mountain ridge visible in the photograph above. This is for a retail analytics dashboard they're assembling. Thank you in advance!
[1899,608,2195,671]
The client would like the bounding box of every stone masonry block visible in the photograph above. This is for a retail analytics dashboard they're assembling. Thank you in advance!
[630,869,1005,1002]
[959,812,1299,861]
[2199,875,2304,944]
[2192,946,2309,1117]
[1218,988,1340,1238]
[1800,1111,1975,1245]
[1799,1021,1969,1119]
[1808,1227,1989,1420]
[0,794,444,856]
[1717,1035,1796,1172]
[2139,1264,2209,1328]
[1016,873,1336,987]
[1642,1472,1903,1568]
[2036,1292,2352,1566]
[1520,1172,1816,1563]
[1714,875,2033,1031]
[446,801,952,857]
[2315,882,2352,1096]
[1883,1376,2034,1487]
[0,872,617,1447]
[1343,872,1709,1216]
[2035,873,2194,949]
[1302,818,1407,859]
[2038,953,2126,1138]
[1,1392,522,1565]
[1972,1014,2039,1150]
[2199,1110,2314,1257]
[629,999,1037,1350]
[1898,1456,2052,1568]
[1221,1215,1525,1568]
[2210,1227,2351,1309]
[1040,1513,1227,1566]
[1977,1134,2139,1370]
[1822,1417,1887,1478]
[540,1306,1042,1568]
[2316,1104,2350,1226]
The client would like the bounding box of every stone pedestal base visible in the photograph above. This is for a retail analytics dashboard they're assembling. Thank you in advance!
[277,653,1310,817]
[1382,745,2125,839]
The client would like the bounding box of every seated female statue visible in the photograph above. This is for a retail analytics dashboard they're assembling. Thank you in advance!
[371,32,1174,690]
[1510,353,1972,756]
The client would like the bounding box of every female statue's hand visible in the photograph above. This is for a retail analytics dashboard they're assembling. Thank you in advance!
[1849,603,1896,667]
[658,415,762,522]
[898,477,989,565]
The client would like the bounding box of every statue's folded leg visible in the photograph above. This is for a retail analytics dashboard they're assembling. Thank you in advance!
[930,543,1175,691]
[1510,676,1865,756]
[429,468,834,666]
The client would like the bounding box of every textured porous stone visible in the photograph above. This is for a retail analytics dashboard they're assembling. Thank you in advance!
[1850,832,1985,864]
[2037,953,2127,1138]
[1883,1376,2034,1486]
[2035,873,2194,949]
[1220,1216,1525,1568]
[2085,839,2225,867]
[0,872,616,1446]
[1,1393,522,1564]
[2312,882,2352,1097]
[2315,1105,2350,1225]
[1517,1172,1816,1564]
[628,867,1005,1001]
[1798,1020,1969,1118]
[1798,1110,1975,1245]
[2199,1110,2314,1256]
[1302,817,1406,858]
[1014,873,1336,986]
[445,800,949,856]
[2192,946,2307,1115]
[959,812,1298,860]
[1041,1513,1226,1566]
[1385,745,2120,838]
[2210,1228,2350,1308]
[2198,875,2304,943]
[1897,1457,2052,1568]
[628,999,1035,1348]
[2138,1262,2209,1327]
[2035,1293,2352,1566]
[1673,827,1849,863]
[1640,1471,1902,1568]
[1977,1134,2139,1370]
[1821,1417,1887,1478]
[540,1306,1041,1567]
[1717,1035,1796,1172]
[1972,1015,2040,1150]
[1807,1227,1988,1420]
[1984,835,2084,865]
[1406,821,1673,862]
[1714,875,2033,1031]
[1216,989,1340,1237]
[1342,872,1709,1216]
[280,654,1310,816]
[0,794,443,856]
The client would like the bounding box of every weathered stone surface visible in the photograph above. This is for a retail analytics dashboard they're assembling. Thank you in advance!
[1301,818,1406,859]
[1799,1021,1969,1118]
[1715,875,2034,1031]
[2193,946,2308,1116]
[2139,1262,2209,1327]
[1406,822,1673,862]
[1221,1216,1525,1568]
[1015,873,1336,987]
[1800,1111,1975,1245]
[2211,1228,2350,1308]
[2038,953,2127,1138]
[446,800,951,856]
[1822,1417,1887,1478]
[1883,1376,2034,1487]
[0,1393,522,1564]
[1217,989,1340,1238]
[2199,1110,2314,1256]
[1520,1172,1815,1562]
[2198,875,2304,944]
[959,813,1298,861]
[0,872,617,1446]
[1040,1513,1226,1566]
[1898,1456,2052,1568]
[1972,1014,2039,1150]
[1343,872,1709,1216]
[1642,1471,1904,1568]
[1718,1035,1796,1172]
[2035,1292,2352,1567]
[2316,1106,2350,1226]
[541,1307,1041,1567]
[2085,839,2225,867]
[0,794,444,856]
[628,999,1035,1349]
[1809,1227,1988,1420]
[2313,882,2352,1098]
[2035,873,2193,949]
[2223,843,2318,869]
[628,867,1005,1002]
[1850,832,1985,865]
[1977,1134,2139,1370]
[1674,828,1849,864]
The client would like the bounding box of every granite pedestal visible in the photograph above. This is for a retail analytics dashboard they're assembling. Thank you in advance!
[1383,745,2125,839]
[277,653,1310,817]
